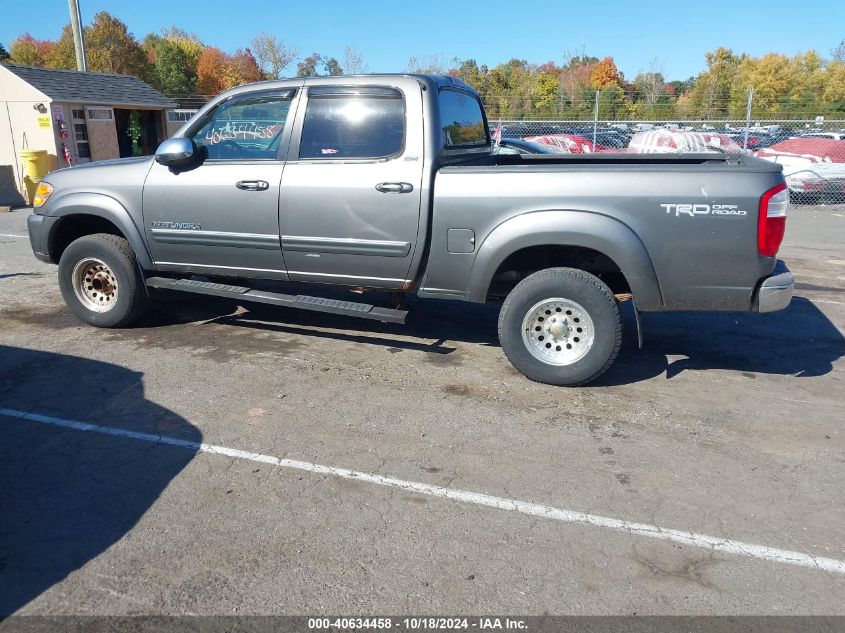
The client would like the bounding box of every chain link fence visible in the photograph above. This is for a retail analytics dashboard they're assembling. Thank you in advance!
[489,90,845,207]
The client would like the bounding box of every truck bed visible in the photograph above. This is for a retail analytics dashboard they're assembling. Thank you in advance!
[422,153,785,311]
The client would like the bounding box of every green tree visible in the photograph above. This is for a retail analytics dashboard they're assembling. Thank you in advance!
[730,53,794,116]
[821,62,845,113]
[41,13,151,76]
[159,27,204,71]
[44,25,76,69]
[322,57,342,76]
[686,47,740,118]
[532,70,559,117]
[296,53,322,77]
[10,33,56,66]
[0,42,10,61]
[145,35,196,95]
[453,58,482,87]
[595,85,628,119]
[669,78,694,97]
[83,12,150,78]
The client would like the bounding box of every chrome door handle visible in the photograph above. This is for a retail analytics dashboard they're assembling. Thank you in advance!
[375,182,414,194]
[236,180,269,191]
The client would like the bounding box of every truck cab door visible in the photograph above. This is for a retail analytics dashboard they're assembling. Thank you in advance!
[142,88,301,280]
[279,83,424,288]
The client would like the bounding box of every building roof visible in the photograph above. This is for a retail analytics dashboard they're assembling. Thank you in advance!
[1,63,177,108]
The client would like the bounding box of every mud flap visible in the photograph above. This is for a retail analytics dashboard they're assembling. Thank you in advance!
[632,298,644,349]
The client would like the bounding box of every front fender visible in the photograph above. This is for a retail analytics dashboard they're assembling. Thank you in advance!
[43,192,154,269]
[466,210,664,310]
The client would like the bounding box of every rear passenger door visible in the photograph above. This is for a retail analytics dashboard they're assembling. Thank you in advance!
[279,83,424,288]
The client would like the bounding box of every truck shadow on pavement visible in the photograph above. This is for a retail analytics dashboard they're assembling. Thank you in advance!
[597,297,845,385]
[141,291,844,385]
[0,345,200,616]
[140,291,502,356]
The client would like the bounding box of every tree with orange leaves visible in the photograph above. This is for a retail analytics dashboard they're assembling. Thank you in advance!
[589,56,621,89]
[9,33,56,67]
[228,48,263,85]
[196,47,264,95]
[195,47,229,95]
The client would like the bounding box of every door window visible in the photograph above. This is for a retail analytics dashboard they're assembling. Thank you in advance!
[190,92,295,160]
[299,89,404,160]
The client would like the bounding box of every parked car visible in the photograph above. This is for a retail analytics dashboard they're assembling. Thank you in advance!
[628,130,743,153]
[799,131,845,141]
[27,74,793,386]
[756,137,845,198]
[523,133,602,153]
[550,127,630,149]
[493,138,557,155]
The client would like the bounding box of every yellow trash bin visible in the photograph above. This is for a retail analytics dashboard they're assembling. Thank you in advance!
[20,149,48,205]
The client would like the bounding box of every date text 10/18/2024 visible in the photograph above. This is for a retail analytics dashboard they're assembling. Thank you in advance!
[307,617,528,630]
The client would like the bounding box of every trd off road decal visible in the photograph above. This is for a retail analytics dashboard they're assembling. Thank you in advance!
[660,203,748,217]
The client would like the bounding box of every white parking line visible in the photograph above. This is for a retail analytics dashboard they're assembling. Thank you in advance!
[2,406,844,576]
[0,234,26,239]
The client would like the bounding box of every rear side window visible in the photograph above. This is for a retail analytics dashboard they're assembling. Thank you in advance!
[299,88,405,159]
[439,89,488,149]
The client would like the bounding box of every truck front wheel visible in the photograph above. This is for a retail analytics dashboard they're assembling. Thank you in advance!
[498,267,622,386]
[58,233,149,328]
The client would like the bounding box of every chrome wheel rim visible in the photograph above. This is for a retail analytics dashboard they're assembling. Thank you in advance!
[521,298,595,366]
[72,258,118,313]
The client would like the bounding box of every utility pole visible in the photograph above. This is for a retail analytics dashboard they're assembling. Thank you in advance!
[742,87,753,151]
[593,91,599,148]
[68,0,87,72]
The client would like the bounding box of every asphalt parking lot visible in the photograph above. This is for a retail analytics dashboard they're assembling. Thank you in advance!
[1,205,844,616]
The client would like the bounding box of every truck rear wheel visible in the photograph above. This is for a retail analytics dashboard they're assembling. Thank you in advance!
[498,267,622,386]
[58,233,149,328]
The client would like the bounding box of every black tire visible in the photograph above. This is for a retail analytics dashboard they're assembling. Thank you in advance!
[58,233,149,328]
[498,267,622,386]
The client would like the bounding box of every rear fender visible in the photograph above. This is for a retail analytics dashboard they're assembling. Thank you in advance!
[467,210,664,310]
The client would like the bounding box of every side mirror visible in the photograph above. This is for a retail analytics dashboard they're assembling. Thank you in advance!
[155,138,199,167]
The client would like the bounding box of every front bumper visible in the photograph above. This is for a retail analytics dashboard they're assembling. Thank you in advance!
[27,212,57,264]
[755,260,794,313]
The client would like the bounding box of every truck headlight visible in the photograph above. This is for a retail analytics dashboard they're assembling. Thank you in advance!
[32,182,53,208]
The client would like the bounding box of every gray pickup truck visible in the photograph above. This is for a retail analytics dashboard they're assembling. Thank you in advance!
[27,74,794,385]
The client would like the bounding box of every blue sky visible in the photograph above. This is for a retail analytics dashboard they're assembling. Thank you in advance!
[2,0,843,80]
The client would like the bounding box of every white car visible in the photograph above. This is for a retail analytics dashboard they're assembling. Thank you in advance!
[799,132,845,141]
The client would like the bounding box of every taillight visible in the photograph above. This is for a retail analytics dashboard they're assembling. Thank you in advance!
[758,183,788,257]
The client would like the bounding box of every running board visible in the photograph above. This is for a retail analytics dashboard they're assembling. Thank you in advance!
[145,277,408,324]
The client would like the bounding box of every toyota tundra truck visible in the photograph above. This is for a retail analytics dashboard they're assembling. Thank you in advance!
[27,74,794,386]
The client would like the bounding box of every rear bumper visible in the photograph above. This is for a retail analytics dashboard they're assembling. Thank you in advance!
[755,260,793,313]
[27,212,56,264]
